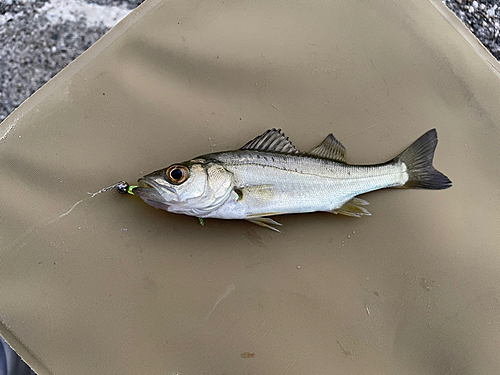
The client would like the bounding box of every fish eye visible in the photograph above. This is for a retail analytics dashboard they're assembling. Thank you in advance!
[166,164,189,184]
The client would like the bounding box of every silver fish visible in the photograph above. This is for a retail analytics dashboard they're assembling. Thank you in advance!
[132,129,451,231]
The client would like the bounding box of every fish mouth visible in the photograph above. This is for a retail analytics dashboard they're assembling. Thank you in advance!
[137,178,155,189]
[132,178,171,210]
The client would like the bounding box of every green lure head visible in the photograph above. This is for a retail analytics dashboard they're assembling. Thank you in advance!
[116,181,137,195]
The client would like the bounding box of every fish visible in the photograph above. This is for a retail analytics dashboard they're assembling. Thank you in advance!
[132,128,451,232]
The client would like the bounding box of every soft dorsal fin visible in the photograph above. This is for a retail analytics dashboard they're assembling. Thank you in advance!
[308,134,346,162]
[240,129,300,154]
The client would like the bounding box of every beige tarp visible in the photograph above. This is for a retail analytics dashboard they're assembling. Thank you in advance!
[1,1,499,374]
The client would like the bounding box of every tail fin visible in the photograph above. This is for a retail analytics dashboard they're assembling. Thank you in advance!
[395,129,452,190]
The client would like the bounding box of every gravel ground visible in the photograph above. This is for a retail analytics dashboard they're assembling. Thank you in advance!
[0,0,499,122]
[443,0,500,59]
[0,0,143,121]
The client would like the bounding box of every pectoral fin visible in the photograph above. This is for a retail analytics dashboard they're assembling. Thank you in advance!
[245,217,283,232]
[331,197,371,218]
[235,185,275,203]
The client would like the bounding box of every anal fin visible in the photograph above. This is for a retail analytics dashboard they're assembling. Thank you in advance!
[331,197,371,218]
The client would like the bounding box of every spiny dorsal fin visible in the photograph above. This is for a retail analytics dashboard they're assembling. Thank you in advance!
[240,129,300,154]
[308,134,346,162]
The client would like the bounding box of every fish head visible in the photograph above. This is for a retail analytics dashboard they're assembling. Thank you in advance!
[133,158,234,216]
